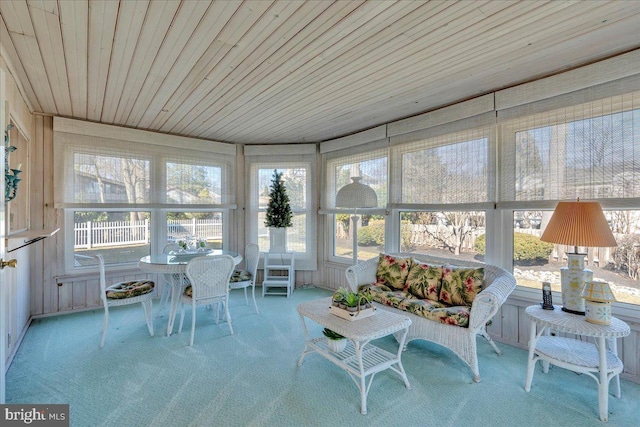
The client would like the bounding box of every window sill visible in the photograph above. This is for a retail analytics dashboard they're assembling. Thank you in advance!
[6,228,59,252]
[57,266,143,283]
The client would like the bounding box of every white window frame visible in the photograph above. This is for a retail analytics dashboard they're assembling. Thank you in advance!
[54,118,236,274]
[323,147,388,265]
[245,147,317,271]
[498,91,640,310]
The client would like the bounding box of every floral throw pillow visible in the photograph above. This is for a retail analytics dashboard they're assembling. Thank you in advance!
[405,262,442,301]
[439,266,484,307]
[375,254,413,291]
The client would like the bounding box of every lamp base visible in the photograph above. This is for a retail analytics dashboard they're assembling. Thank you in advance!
[584,300,612,325]
[560,253,592,315]
[561,306,585,315]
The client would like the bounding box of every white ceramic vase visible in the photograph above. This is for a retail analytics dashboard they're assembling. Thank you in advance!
[561,253,592,314]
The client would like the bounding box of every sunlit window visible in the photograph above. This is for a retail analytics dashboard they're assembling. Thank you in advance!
[513,209,640,305]
[400,211,486,262]
[73,211,151,266]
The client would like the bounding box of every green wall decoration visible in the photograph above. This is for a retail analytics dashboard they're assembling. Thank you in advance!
[5,124,22,203]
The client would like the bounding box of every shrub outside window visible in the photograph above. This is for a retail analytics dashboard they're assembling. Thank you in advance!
[400,211,486,263]
[326,152,387,262]
[512,209,640,305]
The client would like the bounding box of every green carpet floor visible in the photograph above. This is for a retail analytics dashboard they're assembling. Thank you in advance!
[6,287,640,426]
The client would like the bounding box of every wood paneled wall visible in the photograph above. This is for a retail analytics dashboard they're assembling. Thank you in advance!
[1,56,35,366]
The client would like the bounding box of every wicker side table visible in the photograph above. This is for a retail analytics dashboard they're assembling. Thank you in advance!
[524,305,630,422]
[297,298,412,414]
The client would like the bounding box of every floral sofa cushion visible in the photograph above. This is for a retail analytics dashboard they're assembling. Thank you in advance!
[375,253,413,291]
[106,280,154,299]
[439,266,484,307]
[358,283,471,328]
[405,261,442,301]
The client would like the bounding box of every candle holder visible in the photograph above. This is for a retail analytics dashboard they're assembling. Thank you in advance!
[5,124,21,203]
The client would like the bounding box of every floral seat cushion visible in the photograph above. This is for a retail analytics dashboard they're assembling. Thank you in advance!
[106,280,154,299]
[359,283,415,309]
[358,283,470,328]
[229,270,252,283]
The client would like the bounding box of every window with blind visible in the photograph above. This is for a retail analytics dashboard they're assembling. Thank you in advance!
[501,90,640,204]
[389,126,494,262]
[324,147,388,262]
[395,130,493,205]
[255,165,308,253]
[166,161,223,205]
[245,150,317,270]
[69,150,151,205]
[498,82,640,304]
[54,118,236,271]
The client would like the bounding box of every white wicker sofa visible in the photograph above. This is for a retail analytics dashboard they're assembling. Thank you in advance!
[345,253,516,382]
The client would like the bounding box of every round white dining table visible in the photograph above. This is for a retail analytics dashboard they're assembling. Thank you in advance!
[138,250,242,336]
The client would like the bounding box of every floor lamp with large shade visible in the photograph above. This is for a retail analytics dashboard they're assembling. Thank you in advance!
[540,199,617,314]
[335,177,378,265]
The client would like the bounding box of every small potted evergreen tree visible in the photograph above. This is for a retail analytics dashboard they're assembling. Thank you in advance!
[265,170,292,252]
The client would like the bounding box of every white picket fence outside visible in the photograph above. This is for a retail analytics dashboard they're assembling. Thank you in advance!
[74,218,223,249]
[166,218,223,241]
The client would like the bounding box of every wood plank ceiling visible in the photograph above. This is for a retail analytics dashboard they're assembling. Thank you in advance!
[1,0,639,144]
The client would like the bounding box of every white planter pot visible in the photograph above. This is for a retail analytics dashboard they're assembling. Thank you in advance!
[327,338,347,353]
[269,227,287,252]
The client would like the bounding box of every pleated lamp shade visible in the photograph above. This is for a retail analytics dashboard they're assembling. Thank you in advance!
[540,200,617,248]
[335,177,378,209]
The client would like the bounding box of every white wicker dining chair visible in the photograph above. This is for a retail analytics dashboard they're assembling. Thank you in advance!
[76,254,154,347]
[229,243,260,313]
[160,242,185,309]
[179,255,235,345]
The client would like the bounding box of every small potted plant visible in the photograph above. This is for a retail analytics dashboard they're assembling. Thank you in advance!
[322,328,346,353]
[359,291,372,309]
[332,287,349,308]
[329,288,375,320]
[343,292,362,312]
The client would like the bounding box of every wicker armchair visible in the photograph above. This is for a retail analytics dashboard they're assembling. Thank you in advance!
[345,253,516,382]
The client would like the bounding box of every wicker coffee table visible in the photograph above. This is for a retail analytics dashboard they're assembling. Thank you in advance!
[297,297,412,414]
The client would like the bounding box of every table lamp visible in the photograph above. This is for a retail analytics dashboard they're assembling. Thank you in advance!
[336,177,378,265]
[540,199,617,314]
[581,280,617,325]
